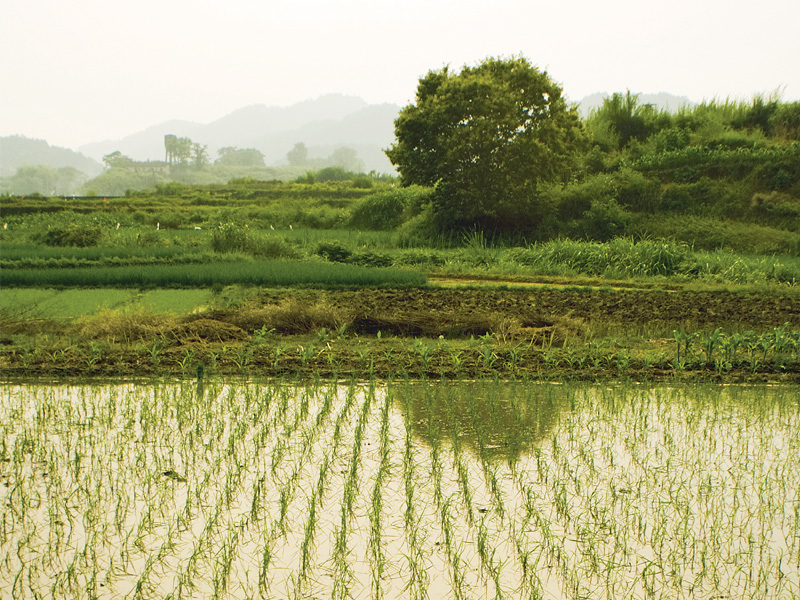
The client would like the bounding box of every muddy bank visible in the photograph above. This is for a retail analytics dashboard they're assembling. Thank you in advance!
[246,287,800,331]
[2,285,798,383]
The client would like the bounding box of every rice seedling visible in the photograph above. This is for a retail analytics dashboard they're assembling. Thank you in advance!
[1,379,798,599]
[1,259,427,288]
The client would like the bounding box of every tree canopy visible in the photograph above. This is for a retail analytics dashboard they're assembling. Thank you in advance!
[215,147,266,167]
[287,142,309,166]
[386,56,587,233]
[102,151,134,169]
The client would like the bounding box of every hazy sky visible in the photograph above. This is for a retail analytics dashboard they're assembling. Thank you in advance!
[2,0,799,150]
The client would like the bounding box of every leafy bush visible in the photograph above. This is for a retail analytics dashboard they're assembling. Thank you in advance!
[249,237,299,259]
[751,191,800,219]
[31,223,103,247]
[155,182,189,196]
[555,169,659,219]
[578,199,632,241]
[349,186,433,230]
[647,127,690,153]
[315,241,352,262]
[612,168,661,212]
[211,222,251,253]
[769,101,800,140]
[210,223,299,258]
[351,174,374,189]
[658,178,734,214]
[394,205,441,247]
[396,249,446,266]
[136,231,169,247]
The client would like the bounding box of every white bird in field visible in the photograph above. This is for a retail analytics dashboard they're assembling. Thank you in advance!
[157,222,160,230]
[270,225,275,230]
[116,223,120,229]
[289,224,293,230]
[3,223,7,230]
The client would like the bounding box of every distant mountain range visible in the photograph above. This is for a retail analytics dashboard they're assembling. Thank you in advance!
[2,92,696,178]
[0,136,104,178]
[78,94,400,174]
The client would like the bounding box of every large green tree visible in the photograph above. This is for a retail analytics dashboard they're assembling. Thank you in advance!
[386,56,587,233]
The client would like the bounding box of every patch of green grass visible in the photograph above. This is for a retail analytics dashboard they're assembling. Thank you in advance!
[0,288,213,319]
[1,288,137,318]
[0,259,427,288]
[631,214,800,255]
[137,289,214,314]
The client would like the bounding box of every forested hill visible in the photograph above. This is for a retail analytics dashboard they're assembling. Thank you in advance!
[77,94,399,174]
[0,136,103,178]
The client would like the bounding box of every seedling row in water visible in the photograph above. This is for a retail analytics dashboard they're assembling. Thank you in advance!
[0,379,798,599]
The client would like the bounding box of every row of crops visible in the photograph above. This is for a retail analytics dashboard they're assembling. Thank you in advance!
[0,260,427,288]
[1,380,797,599]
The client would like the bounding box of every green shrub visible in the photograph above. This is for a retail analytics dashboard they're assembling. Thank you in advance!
[249,236,300,259]
[32,223,103,247]
[578,199,632,241]
[582,146,610,175]
[394,205,441,247]
[658,178,732,214]
[315,167,355,182]
[397,249,446,266]
[155,182,188,195]
[349,186,433,230]
[555,176,610,221]
[211,222,251,253]
[612,168,661,212]
[315,241,352,262]
[137,231,169,247]
[751,191,800,219]
[769,101,800,140]
[556,169,659,218]
[647,127,691,153]
[351,174,374,189]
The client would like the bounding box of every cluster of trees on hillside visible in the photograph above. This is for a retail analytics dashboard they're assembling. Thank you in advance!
[382,56,800,243]
[73,137,369,195]
[0,165,89,196]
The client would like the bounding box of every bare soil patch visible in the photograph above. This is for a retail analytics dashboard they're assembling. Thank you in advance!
[244,286,800,332]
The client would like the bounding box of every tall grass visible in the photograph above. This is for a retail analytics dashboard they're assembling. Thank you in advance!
[503,237,800,284]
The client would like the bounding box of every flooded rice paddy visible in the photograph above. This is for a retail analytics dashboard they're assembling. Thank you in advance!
[1,379,798,599]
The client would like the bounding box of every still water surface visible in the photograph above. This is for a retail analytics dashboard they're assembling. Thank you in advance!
[1,380,797,599]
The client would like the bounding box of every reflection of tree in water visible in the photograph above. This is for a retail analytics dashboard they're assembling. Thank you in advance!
[392,380,571,463]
